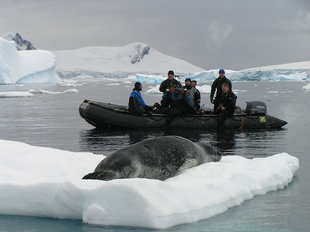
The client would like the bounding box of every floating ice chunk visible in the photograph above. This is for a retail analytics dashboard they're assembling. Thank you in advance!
[0,89,78,98]
[197,85,211,94]
[267,91,279,94]
[146,85,161,94]
[188,70,308,82]
[0,91,34,98]
[106,83,120,86]
[28,88,79,95]
[302,83,310,90]
[0,140,299,229]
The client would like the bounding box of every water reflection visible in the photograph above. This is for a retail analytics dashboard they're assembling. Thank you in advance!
[80,128,287,158]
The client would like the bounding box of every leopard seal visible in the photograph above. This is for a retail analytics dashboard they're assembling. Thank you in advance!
[83,136,221,181]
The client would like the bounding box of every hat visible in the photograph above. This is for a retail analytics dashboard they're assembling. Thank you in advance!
[185,78,191,82]
[134,81,142,89]
[219,69,225,74]
[168,70,174,76]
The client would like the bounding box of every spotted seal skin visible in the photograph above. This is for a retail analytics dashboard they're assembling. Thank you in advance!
[83,136,221,181]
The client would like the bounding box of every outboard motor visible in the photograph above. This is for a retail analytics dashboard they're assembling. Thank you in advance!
[246,101,267,115]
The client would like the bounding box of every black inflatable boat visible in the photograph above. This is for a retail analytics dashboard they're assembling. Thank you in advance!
[79,100,287,130]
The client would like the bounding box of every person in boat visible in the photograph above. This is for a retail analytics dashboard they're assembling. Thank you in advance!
[216,82,237,128]
[162,87,195,127]
[128,82,152,116]
[159,70,182,94]
[210,69,232,111]
[190,80,201,111]
[159,70,182,108]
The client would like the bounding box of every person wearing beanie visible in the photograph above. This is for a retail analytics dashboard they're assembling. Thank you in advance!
[159,70,182,108]
[210,69,232,111]
[159,70,182,94]
[128,82,152,115]
[183,78,192,90]
[191,80,201,110]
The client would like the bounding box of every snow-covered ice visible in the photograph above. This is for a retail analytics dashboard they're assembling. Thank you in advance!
[0,91,34,98]
[188,70,308,82]
[0,37,60,84]
[197,85,211,94]
[302,83,310,90]
[0,89,78,98]
[0,140,299,229]
[54,42,204,75]
[146,85,161,94]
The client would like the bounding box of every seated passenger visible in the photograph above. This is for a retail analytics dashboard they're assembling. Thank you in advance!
[159,70,182,108]
[216,82,237,128]
[162,87,195,127]
[190,80,201,110]
[128,82,151,115]
[183,77,192,91]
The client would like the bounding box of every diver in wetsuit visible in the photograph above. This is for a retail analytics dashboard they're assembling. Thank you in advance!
[210,69,232,111]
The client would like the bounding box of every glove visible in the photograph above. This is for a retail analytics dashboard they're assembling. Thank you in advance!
[169,87,174,93]
[210,98,214,104]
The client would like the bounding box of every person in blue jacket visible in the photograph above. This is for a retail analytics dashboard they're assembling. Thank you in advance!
[162,87,196,127]
[128,82,151,115]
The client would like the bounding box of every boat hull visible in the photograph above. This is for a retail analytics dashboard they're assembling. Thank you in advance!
[79,100,287,130]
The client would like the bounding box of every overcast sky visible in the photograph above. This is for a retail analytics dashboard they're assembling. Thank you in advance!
[1,0,310,70]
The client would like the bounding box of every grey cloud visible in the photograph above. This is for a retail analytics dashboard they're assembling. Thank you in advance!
[0,0,310,70]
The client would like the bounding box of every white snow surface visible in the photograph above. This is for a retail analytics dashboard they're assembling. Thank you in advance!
[54,42,204,74]
[0,89,78,98]
[0,140,299,229]
[0,37,60,84]
[245,61,310,70]
[303,83,310,90]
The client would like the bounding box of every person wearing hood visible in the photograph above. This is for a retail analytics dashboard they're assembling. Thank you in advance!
[210,69,232,111]
[128,82,152,115]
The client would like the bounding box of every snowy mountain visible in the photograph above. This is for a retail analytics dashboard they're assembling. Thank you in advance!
[54,42,205,75]
[0,37,60,84]
[2,32,37,51]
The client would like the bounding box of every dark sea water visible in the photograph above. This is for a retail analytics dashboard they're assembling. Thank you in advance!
[0,81,309,232]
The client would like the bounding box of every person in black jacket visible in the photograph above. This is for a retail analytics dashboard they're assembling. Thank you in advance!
[159,70,182,94]
[159,70,182,107]
[210,69,232,111]
[216,82,237,128]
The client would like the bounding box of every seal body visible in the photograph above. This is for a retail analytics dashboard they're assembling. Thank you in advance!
[83,136,221,181]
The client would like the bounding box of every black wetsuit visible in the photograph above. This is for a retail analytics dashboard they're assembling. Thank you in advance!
[159,78,182,93]
[210,76,232,110]
[217,90,237,128]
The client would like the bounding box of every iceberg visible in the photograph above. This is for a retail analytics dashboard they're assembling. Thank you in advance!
[303,83,310,90]
[188,70,308,82]
[0,37,61,84]
[0,140,299,229]
[0,89,78,98]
